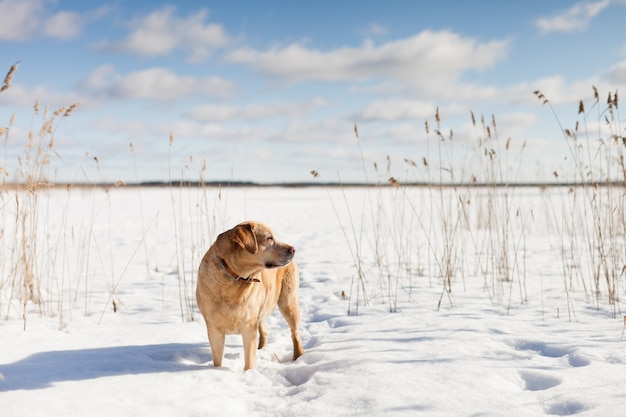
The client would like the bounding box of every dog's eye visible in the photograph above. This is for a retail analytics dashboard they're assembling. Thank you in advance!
[267,236,274,243]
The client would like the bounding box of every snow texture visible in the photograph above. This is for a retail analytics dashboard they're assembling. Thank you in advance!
[1,187,625,416]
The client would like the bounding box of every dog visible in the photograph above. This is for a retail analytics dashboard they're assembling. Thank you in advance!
[196,221,304,370]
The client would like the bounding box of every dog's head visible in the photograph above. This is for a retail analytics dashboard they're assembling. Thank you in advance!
[220,221,295,271]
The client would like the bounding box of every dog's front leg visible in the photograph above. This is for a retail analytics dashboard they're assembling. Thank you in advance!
[207,328,225,368]
[242,327,258,371]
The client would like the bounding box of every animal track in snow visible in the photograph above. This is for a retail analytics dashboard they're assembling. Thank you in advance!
[512,340,590,367]
[545,399,588,416]
[511,340,592,415]
[519,371,561,391]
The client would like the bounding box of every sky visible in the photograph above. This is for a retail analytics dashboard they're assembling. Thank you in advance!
[1,0,625,184]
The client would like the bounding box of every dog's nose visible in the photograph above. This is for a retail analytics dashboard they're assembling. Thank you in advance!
[288,246,296,254]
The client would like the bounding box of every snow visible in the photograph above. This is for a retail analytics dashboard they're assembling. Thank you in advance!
[1,186,625,417]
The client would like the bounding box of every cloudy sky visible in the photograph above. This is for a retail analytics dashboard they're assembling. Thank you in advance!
[1,0,625,184]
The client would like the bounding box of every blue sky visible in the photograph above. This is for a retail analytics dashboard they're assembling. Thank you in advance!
[1,0,625,184]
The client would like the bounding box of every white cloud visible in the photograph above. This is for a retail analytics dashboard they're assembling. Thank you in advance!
[0,0,41,40]
[225,30,509,86]
[505,76,586,106]
[0,83,83,108]
[171,120,267,142]
[102,6,230,62]
[185,98,326,122]
[43,10,84,39]
[0,0,85,41]
[535,0,610,33]
[168,116,355,148]
[605,60,626,84]
[79,66,236,101]
[111,68,234,100]
[270,118,357,145]
[79,64,117,92]
[354,100,435,122]
[90,117,147,135]
[363,22,388,37]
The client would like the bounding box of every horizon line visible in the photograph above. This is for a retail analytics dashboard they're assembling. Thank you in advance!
[2,179,625,190]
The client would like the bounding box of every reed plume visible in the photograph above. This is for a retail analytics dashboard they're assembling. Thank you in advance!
[1,62,19,93]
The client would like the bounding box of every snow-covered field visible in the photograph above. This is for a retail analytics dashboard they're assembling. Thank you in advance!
[1,186,625,417]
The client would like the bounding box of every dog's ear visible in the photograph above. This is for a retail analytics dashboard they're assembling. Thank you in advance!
[230,223,258,254]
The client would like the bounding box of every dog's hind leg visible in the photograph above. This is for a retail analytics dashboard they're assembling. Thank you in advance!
[278,302,303,361]
[258,321,268,349]
[278,271,304,361]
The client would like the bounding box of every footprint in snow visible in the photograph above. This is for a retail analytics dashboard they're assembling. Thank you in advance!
[519,371,561,391]
[512,340,590,367]
[545,399,588,416]
[511,340,592,415]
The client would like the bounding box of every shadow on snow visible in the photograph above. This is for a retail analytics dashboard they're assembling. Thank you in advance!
[0,343,210,391]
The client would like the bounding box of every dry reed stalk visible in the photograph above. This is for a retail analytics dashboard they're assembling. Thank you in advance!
[536,86,625,316]
[1,62,19,93]
[63,103,80,117]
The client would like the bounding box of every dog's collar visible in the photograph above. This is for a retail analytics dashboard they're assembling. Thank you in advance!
[219,258,260,283]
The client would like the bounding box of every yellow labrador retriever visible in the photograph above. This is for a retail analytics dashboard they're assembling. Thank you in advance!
[196,221,304,370]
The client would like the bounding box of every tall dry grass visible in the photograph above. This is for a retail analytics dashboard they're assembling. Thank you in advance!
[0,63,89,328]
[534,87,624,318]
[2,61,623,325]
[315,87,623,319]
[1,62,228,328]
